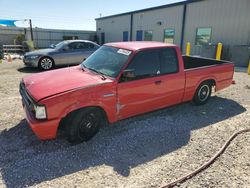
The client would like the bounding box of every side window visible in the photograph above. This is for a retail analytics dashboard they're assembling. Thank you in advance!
[78,42,87,49]
[144,30,153,41]
[69,42,89,50]
[86,42,95,49]
[125,50,160,80]
[68,42,81,50]
[163,29,175,44]
[195,27,212,45]
[160,48,179,74]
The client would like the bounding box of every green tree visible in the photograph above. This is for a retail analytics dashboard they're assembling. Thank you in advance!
[15,34,25,44]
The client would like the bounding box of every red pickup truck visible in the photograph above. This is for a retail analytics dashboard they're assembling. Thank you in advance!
[20,42,234,143]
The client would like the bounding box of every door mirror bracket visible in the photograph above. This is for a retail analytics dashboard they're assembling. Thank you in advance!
[120,69,136,82]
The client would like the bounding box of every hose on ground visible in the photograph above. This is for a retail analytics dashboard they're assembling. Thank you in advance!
[161,128,250,188]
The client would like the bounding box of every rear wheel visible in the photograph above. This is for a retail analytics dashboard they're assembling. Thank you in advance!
[65,108,102,144]
[39,57,54,70]
[193,81,212,105]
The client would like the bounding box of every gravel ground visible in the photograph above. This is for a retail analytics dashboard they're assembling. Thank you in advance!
[0,60,249,188]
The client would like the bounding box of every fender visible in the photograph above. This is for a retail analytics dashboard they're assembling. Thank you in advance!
[59,99,117,123]
[195,76,217,91]
[42,88,117,123]
[38,55,54,63]
[183,75,217,102]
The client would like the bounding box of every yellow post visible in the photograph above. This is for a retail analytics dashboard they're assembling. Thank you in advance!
[216,42,222,60]
[247,61,250,75]
[186,42,191,56]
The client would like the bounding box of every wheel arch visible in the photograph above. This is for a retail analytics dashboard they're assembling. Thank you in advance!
[189,78,216,102]
[58,105,109,132]
[195,77,217,92]
[38,56,55,67]
[192,79,215,105]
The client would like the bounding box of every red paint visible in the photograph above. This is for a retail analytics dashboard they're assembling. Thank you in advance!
[23,66,114,102]
[20,42,234,140]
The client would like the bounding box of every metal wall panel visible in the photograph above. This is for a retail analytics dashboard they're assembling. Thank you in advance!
[184,0,250,55]
[0,26,96,48]
[96,14,131,43]
[0,27,24,45]
[132,5,184,45]
[95,0,250,66]
[231,45,250,67]
[31,29,96,48]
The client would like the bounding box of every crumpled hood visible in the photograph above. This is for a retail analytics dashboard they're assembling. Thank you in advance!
[25,48,55,56]
[23,66,112,101]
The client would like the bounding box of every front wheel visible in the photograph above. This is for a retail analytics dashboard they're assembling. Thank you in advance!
[65,108,102,144]
[39,57,54,70]
[193,81,212,105]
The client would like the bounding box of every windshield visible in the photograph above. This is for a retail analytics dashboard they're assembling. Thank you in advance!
[82,46,131,78]
[55,41,68,49]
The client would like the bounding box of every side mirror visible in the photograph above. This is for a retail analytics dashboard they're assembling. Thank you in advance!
[50,44,56,48]
[122,69,136,79]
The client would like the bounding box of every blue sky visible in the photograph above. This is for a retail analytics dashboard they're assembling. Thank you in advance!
[0,0,183,30]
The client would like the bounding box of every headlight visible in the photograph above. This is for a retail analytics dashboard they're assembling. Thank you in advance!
[34,105,47,119]
[29,55,39,59]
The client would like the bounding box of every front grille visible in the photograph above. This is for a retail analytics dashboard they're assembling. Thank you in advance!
[19,81,35,117]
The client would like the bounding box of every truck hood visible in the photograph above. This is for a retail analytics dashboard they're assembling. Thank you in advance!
[23,66,113,101]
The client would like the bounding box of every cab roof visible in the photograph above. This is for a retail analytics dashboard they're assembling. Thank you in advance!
[105,41,176,51]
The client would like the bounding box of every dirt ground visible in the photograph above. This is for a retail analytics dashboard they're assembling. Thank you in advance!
[0,60,249,188]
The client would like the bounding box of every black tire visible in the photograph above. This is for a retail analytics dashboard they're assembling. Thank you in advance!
[39,57,54,70]
[65,108,102,144]
[192,81,212,105]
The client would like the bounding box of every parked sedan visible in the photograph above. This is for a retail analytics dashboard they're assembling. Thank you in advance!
[23,40,99,70]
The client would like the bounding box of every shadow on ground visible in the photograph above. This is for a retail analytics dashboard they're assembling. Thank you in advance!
[17,67,42,73]
[0,96,246,187]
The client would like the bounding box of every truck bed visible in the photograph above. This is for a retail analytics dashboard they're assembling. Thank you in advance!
[182,55,234,103]
[183,55,231,70]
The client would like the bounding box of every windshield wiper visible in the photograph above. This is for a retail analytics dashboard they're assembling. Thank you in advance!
[86,67,106,80]
[81,64,86,71]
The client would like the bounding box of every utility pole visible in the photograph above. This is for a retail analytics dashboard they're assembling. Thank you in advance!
[29,19,34,41]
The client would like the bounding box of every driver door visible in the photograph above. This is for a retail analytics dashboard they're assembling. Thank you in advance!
[117,49,163,120]
[117,48,185,120]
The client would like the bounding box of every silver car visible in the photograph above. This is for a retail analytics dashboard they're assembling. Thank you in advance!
[23,40,100,70]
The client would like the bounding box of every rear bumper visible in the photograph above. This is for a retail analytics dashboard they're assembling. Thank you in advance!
[23,102,60,140]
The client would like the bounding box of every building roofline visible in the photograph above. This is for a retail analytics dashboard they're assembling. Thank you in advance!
[95,0,203,20]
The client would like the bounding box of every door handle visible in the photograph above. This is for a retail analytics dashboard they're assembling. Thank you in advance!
[155,80,162,85]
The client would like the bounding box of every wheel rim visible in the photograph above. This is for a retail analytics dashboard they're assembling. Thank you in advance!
[40,58,53,70]
[78,112,98,139]
[198,85,210,102]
